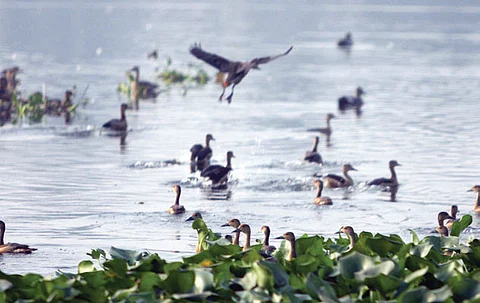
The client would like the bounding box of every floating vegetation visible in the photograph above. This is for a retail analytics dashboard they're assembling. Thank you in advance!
[0,215,478,302]
[157,57,210,86]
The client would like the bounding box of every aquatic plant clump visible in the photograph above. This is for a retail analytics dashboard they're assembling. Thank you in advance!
[0,216,479,302]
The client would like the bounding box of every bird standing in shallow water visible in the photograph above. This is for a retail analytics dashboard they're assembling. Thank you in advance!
[201,151,235,187]
[337,32,353,48]
[167,185,186,214]
[436,212,454,237]
[129,66,159,110]
[102,103,128,132]
[313,179,332,205]
[367,160,401,187]
[321,164,357,188]
[445,205,459,229]
[306,113,336,145]
[304,136,323,164]
[0,220,37,254]
[338,87,365,112]
[189,43,293,103]
[191,134,215,172]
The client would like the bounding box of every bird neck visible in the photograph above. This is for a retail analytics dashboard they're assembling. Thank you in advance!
[243,232,251,251]
[233,231,240,246]
[344,171,354,185]
[205,138,211,147]
[390,166,398,183]
[347,233,356,249]
[226,156,232,169]
[475,192,480,210]
[315,184,323,198]
[312,139,319,152]
[263,230,270,246]
[120,109,126,121]
[438,217,445,228]
[288,239,297,261]
[174,191,181,206]
[326,119,331,128]
[0,227,4,245]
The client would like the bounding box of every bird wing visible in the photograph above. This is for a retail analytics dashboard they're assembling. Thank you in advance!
[253,46,293,65]
[190,43,238,72]
[367,178,391,186]
[322,174,345,183]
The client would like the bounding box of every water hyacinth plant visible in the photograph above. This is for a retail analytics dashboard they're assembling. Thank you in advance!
[0,215,478,302]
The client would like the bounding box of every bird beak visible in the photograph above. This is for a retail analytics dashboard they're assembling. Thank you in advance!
[220,223,229,227]
[275,235,285,239]
[232,228,240,233]
[185,217,194,222]
[351,168,358,171]
[467,189,474,192]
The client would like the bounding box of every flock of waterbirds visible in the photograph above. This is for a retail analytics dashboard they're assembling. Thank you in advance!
[1,33,479,264]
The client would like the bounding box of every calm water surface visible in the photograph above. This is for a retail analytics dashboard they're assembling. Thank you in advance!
[1,0,480,275]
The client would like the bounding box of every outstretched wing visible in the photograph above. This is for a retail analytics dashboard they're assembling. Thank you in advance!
[190,43,237,72]
[253,46,293,65]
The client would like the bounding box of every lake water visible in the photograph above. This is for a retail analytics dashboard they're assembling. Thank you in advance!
[1,0,480,275]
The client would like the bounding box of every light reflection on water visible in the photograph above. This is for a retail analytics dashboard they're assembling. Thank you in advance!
[1,0,480,274]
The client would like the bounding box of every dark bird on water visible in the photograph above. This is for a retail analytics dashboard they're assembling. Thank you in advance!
[189,43,293,103]
[201,151,235,186]
[337,32,353,48]
[0,220,37,254]
[190,134,215,172]
[338,87,365,111]
[102,103,128,132]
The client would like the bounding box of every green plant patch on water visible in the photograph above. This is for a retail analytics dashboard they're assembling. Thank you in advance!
[1,215,479,302]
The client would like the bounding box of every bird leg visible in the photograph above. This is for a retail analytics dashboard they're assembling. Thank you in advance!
[219,86,226,101]
[226,84,236,103]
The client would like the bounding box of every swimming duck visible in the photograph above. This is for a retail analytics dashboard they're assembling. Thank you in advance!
[102,103,128,132]
[445,205,459,229]
[336,226,356,249]
[0,220,37,254]
[338,87,365,111]
[192,134,215,172]
[232,224,251,251]
[367,160,401,187]
[201,151,235,186]
[306,113,336,137]
[313,179,332,205]
[321,164,357,188]
[185,212,202,222]
[436,212,454,237]
[303,136,323,164]
[190,43,293,103]
[221,218,241,245]
[129,66,159,110]
[167,185,186,214]
[468,185,480,214]
[261,225,276,254]
[275,232,297,261]
[337,32,353,48]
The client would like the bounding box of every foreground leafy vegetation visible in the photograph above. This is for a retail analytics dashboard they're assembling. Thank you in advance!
[1,215,479,302]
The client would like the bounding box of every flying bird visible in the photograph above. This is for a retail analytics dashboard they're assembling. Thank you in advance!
[189,43,293,103]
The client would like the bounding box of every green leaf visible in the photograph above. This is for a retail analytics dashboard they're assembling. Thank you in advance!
[78,260,96,273]
[450,214,473,237]
[109,246,148,265]
[338,251,375,279]
[161,270,195,294]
